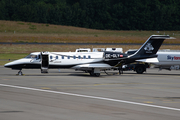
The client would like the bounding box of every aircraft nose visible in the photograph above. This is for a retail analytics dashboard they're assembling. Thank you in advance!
[4,60,19,68]
[4,59,25,69]
[4,62,12,68]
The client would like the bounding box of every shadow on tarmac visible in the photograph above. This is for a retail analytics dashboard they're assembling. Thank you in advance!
[124,72,180,76]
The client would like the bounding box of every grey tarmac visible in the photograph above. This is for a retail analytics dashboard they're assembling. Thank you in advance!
[0,66,180,120]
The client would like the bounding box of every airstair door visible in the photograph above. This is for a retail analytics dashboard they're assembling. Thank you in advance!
[41,52,49,73]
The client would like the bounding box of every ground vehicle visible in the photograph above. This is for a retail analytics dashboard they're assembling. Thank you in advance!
[125,49,180,74]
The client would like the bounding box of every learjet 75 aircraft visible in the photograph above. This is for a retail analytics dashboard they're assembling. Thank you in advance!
[4,35,170,76]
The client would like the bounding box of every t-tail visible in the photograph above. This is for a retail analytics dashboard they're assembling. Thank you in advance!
[127,35,170,62]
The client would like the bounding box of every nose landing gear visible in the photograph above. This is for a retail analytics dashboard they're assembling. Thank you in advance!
[17,70,23,76]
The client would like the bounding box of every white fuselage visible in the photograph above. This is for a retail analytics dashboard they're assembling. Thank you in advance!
[48,52,111,69]
[4,51,112,70]
[49,52,104,66]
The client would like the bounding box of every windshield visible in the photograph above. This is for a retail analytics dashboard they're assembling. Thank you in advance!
[25,54,38,59]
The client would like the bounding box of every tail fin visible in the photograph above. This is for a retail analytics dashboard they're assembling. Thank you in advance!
[128,35,170,60]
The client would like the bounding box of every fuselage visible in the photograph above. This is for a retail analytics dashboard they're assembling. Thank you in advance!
[4,51,126,70]
[4,52,104,69]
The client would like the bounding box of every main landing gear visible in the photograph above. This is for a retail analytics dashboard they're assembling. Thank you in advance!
[89,69,101,77]
[89,71,100,77]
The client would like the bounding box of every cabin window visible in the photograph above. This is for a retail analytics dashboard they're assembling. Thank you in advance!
[68,56,70,59]
[83,56,86,59]
[50,56,53,59]
[78,56,81,59]
[56,56,58,59]
[62,56,64,59]
[73,56,76,59]
[88,55,91,59]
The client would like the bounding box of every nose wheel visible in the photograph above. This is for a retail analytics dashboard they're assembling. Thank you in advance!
[17,70,23,76]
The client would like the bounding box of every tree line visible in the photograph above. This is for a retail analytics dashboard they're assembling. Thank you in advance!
[0,0,179,30]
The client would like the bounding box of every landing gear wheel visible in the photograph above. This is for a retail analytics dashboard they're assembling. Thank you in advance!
[135,66,144,74]
[17,70,23,76]
[89,71,100,77]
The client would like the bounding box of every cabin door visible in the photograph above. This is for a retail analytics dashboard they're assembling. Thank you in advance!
[41,52,49,73]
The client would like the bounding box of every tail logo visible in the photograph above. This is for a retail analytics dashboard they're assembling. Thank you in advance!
[144,43,154,53]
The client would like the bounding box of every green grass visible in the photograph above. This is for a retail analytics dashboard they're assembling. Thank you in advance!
[0,53,28,65]
[0,53,28,59]
[0,61,10,66]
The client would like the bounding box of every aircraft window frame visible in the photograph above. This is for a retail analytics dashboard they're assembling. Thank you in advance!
[25,54,37,59]
[25,55,31,58]
[50,56,53,59]
[62,56,64,59]
[78,50,88,52]
[31,55,37,59]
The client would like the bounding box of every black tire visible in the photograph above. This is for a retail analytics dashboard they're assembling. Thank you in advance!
[89,71,100,77]
[18,71,23,75]
[135,66,145,74]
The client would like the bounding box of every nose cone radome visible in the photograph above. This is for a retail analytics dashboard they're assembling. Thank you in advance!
[4,59,24,69]
[4,62,14,68]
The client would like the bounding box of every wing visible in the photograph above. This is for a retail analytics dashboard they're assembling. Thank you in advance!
[72,63,112,70]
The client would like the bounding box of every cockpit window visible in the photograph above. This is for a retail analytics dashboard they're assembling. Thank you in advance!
[25,54,38,59]
[25,55,31,58]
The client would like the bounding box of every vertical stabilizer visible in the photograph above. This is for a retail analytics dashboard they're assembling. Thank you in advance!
[128,35,170,60]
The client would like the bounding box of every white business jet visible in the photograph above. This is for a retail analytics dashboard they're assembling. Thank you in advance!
[4,35,170,76]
